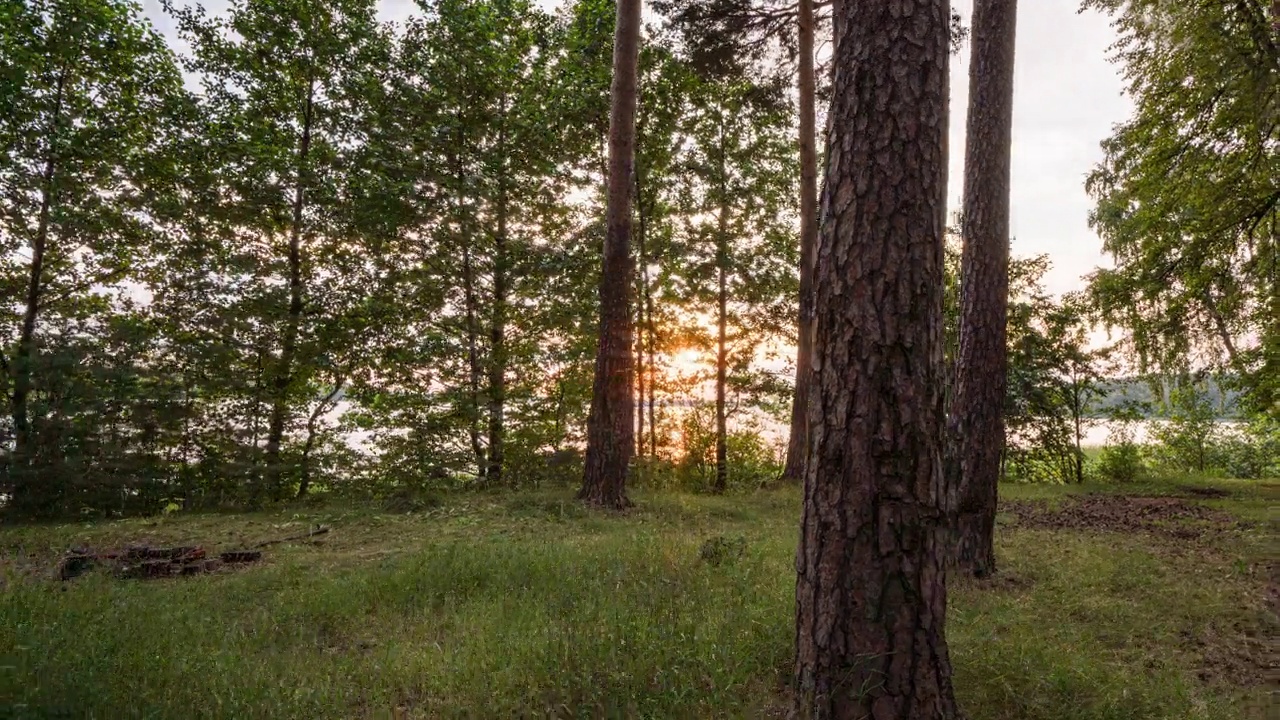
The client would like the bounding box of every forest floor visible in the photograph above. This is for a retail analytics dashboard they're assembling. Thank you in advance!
[1,477,1275,719]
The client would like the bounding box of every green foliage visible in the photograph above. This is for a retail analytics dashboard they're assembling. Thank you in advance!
[0,0,188,516]
[943,242,1106,484]
[0,0,811,516]
[1083,0,1278,416]
[1003,281,1105,484]
[674,404,781,491]
[1148,379,1224,474]
[1215,416,1280,480]
[1137,378,1280,480]
[1095,441,1146,483]
[1093,400,1149,482]
[11,0,1269,516]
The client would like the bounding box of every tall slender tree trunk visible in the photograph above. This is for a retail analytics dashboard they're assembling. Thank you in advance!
[297,377,344,499]
[714,132,730,494]
[487,98,510,487]
[639,175,658,458]
[634,170,647,457]
[448,145,487,482]
[714,256,728,493]
[635,301,646,456]
[263,74,315,503]
[949,0,1018,579]
[634,118,659,460]
[792,1,959,717]
[580,0,642,509]
[646,298,657,457]
[1074,399,1084,483]
[461,244,487,481]
[10,65,66,514]
[782,0,819,484]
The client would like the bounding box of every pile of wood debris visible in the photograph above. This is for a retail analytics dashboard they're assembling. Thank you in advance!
[58,526,329,581]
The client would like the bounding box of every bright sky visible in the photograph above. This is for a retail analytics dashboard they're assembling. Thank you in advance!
[949,0,1133,295]
[142,0,1132,296]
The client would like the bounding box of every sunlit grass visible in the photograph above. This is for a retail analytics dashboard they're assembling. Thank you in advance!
[1,480,1273,719]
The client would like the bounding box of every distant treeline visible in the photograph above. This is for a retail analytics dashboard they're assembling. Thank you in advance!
[1088,376,1241,419]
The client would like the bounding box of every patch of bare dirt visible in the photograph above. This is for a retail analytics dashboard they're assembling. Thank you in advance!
[1000,493,1248,541]
[1003,493,1277,695]
[1183,620,1277,689]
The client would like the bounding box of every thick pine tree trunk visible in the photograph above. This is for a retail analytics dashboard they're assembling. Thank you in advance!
[782,0,819,484]
[263,75,315,503]
[949,0,1018,579]
[793,1,959,717]
[579,0,641,509]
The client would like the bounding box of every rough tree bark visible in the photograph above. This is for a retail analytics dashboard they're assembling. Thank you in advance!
[792,0,959,717]
[263,72,315,503]
[949,0,1018,579]
[579,0,642,509]
[782,0,819,484]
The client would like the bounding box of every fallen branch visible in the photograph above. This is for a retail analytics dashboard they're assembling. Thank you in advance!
[252,525,330,549]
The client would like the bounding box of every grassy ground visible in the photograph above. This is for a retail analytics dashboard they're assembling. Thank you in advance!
[1,478,1274,719]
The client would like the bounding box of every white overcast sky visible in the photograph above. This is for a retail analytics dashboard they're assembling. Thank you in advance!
[143,0,1132,296]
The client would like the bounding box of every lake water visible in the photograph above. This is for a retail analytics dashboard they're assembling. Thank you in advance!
[327,398,1235,459]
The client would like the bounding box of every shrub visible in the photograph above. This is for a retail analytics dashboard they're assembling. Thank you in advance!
[1216,417,1280,479]
[1147,380,1223,473]
[675,404,782,491]
[1095,441,1145,482]
[1002,447,1078,484]
[698,534,748,566]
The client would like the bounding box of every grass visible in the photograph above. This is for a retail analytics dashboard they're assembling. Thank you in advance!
[1,479,1274,719]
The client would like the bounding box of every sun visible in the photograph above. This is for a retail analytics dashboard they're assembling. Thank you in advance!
[670,347,703,375]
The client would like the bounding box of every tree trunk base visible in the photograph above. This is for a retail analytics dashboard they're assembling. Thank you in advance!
[778,463,804,485]
[951,511,997,579]
[576,485,632,511]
